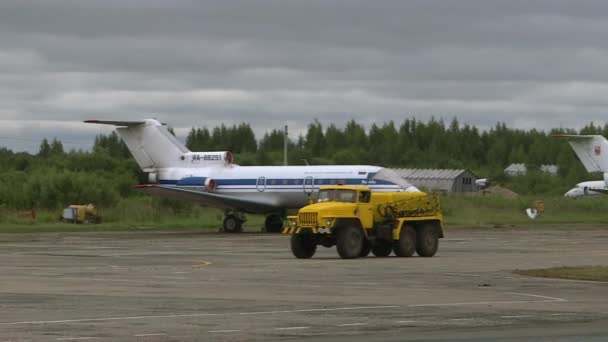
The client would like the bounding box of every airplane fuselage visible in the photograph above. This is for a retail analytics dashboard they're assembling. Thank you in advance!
[156,164,409,209]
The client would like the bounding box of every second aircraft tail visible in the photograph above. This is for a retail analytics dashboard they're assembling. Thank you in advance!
[555,134,608,172]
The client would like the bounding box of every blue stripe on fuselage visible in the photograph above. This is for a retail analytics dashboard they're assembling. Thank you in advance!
[175,177,207,186]
[158,177,397,187]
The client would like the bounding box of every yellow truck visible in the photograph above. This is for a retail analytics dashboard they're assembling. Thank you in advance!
[61,204,101,224]
[283,185,444,259]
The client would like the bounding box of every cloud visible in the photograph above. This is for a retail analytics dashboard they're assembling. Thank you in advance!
[1,0,608,152]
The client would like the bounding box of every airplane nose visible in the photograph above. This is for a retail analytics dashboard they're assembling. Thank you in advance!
[564,189,577,197]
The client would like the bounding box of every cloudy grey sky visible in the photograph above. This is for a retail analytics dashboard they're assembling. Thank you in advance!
[0,0,607,152]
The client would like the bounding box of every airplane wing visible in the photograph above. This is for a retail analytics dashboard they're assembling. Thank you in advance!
[84,120,147,126]
[133,184,279,214]
[588,188,608,195]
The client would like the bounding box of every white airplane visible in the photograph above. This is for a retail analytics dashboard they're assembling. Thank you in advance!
[86,119,420,232]
[556,134,608,197]
[564,180,607,198]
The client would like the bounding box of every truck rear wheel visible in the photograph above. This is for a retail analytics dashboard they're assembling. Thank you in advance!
[291,233,317,259]
[336,226,363,259]
[416,223,439,257]
[359,238,371,257]
[371,239,392,257]
[394,224,416,257]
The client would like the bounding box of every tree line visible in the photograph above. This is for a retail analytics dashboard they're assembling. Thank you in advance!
[0,118,605,210]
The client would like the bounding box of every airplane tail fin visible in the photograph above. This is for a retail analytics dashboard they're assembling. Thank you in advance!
[554,134,608,172]
[85,119,189,171]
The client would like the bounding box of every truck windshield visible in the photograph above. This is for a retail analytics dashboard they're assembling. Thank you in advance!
[317,189,357,203]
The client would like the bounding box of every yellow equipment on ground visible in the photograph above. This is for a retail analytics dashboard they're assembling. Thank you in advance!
[61,204,101,224]
[283,185,444,259]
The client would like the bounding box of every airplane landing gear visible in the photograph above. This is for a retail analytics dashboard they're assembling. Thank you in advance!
[264,214,284,233]
[222,210,245,233]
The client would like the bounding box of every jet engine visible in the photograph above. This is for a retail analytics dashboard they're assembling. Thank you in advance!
[204,178,217,192]
[148,172,158,183]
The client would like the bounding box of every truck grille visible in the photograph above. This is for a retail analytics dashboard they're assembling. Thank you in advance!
[298,212,318,226]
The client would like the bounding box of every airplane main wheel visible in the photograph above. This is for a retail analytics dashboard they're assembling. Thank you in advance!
[371,239,392,257]
[336,225,363,259]
[223,215,242,233]
[291,233,317,259]
[394,224,416,257]
[416,223,439,257]
[264,214,284,233]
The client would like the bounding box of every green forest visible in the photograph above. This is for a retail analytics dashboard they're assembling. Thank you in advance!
[0,118,606,227]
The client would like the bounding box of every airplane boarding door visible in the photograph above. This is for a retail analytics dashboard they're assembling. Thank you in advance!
[256,177,266,192]
[304,176,314,195]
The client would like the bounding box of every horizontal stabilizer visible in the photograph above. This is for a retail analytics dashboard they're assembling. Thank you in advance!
[133,184,279,214]
[552,134,596,140]
[84,120,147,126]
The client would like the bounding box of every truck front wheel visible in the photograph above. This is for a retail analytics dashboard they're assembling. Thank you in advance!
[416,223,439,257]
[336,226,363,259]
[291,233,317,259]
[394,224,416,257]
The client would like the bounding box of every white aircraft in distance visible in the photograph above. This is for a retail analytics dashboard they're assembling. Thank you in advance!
[564,181,608,198]
[86,119,420,233]
[555,134,608,197]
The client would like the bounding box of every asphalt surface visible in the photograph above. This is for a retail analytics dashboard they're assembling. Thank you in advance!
[1,227,607,341]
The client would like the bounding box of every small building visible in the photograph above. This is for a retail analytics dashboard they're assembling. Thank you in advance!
[390,168,479,193]
[540,164,559,176]
[504,163,527,176]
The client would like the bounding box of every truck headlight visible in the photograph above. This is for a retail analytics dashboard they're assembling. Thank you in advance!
[290,220,298,227]
[325,219,333,227]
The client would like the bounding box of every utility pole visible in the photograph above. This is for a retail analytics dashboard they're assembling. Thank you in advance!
[283,125,288,166]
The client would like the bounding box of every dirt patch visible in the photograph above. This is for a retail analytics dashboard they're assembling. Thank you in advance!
[480,185,519,198]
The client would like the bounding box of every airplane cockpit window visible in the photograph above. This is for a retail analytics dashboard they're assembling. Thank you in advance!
[372,168,416,191]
